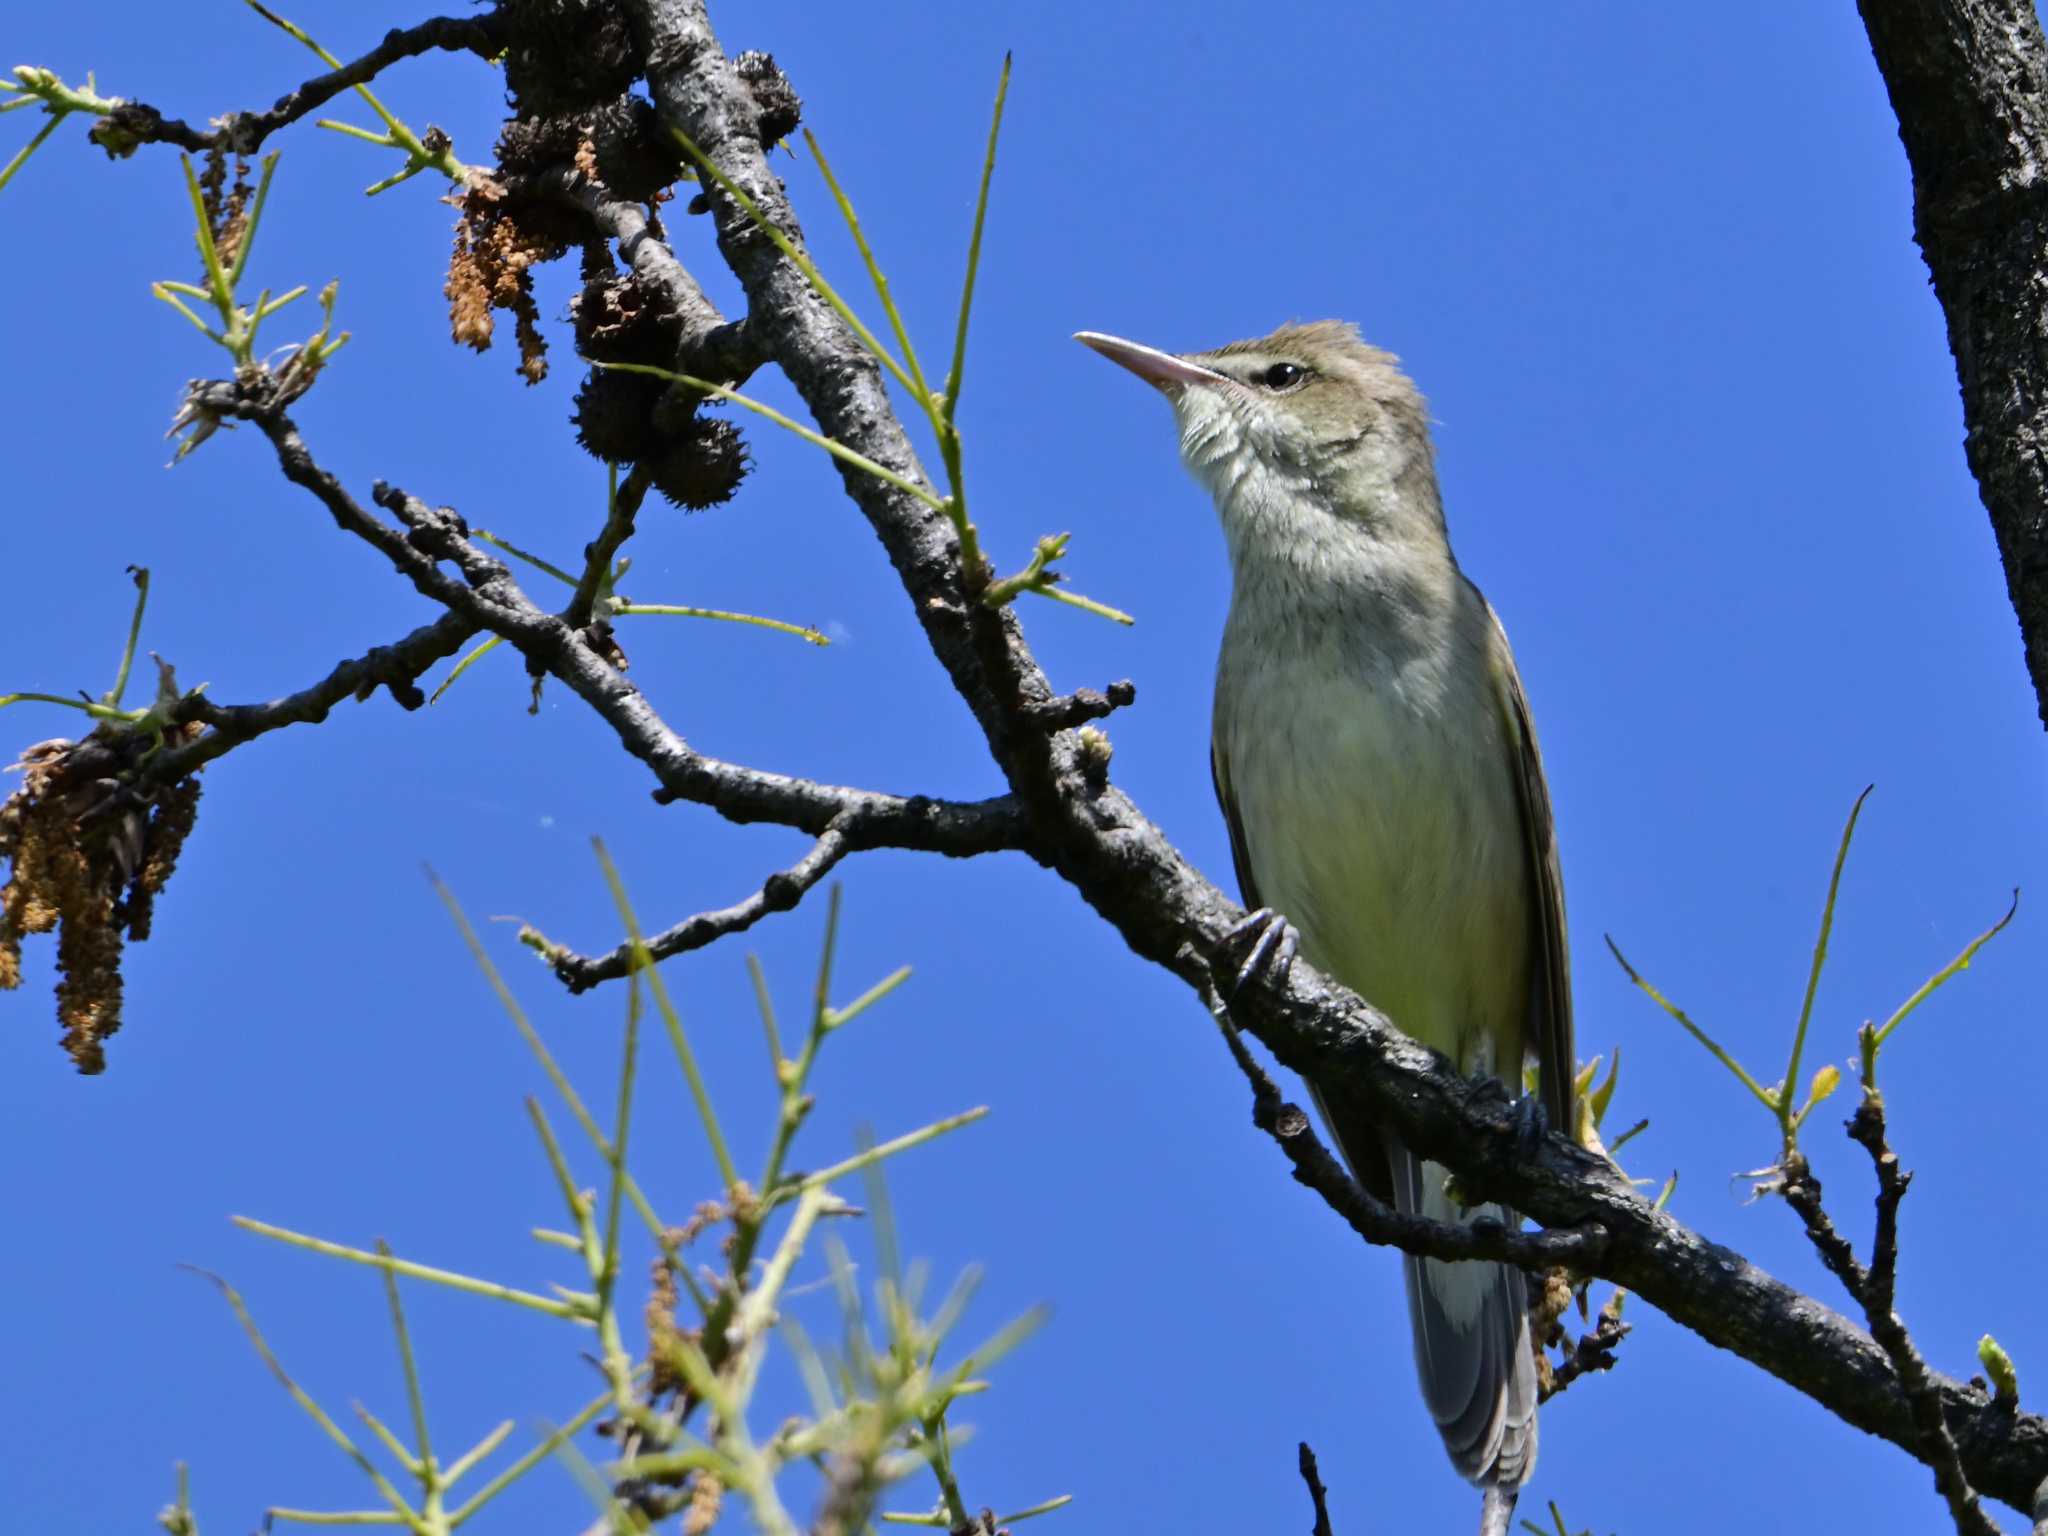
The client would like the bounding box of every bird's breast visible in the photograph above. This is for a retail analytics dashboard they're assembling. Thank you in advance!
[1215,606,1531,1066]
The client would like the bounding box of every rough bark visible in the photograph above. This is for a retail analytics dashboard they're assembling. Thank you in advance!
[1860,0,2048,728]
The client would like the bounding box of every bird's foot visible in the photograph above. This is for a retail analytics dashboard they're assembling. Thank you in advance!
[1508,1093,1550,1160]
[1217,906,1300,1001]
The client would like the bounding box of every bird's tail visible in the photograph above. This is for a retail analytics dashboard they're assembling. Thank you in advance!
[1387,1140,1539,1508]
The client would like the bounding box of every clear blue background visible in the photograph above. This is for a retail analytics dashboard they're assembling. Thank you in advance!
[5,5,2044,1533]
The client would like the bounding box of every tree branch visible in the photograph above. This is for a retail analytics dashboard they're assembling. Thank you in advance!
[1539,1306,1630,1404]
[525,168,763,387]
[1298,1443,1335,1536]
[1841,1094,2000,1536]
[89,12,507,159]
[205,388,1035,870]
[144,611,478,781]
[547,797,1026,990]
[1857,0,2048,729]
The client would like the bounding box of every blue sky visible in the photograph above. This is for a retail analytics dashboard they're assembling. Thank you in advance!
[5,4,2045,1533]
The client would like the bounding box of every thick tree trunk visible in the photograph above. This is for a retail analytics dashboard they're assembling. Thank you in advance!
[1859,0,2048,730]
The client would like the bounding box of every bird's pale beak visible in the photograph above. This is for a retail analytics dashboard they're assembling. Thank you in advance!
[1074,331,1232,395]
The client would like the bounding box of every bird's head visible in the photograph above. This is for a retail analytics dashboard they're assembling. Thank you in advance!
[1076,321,1445,554]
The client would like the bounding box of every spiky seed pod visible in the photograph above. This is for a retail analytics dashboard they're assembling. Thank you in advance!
[648,413,750,510]
[733,51,802,145]
[497,94,680,205]
[572,367,665,463]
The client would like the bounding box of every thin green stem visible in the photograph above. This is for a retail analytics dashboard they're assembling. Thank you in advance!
[1782,786,1871,1141]
[426,636,504,705]
[106,567,149,709]
[440,1421,513,1487]
[597,967,643,1338]
[245,3,464,185]
[152,283,224,340]
[750,953,784,1068]
[472,528,579,587]
[431,874,666,1241]
[0,691,144,723]
[353,1403,422,1478]
[1025,583,1134,626]
[804,128,935,411]
[179,156,236,321]
[592,840,741,1192]
[187,1269,422,1529]
[445,1390,612,1527]
[611,603,828,645]
[228,151,282,289]
[1868,889,2019,1067]
[942,53,1011,424]
[794,1108,988,1195]
[0,109,64,194]
[231,1217,589,1322]
[375,1240,435,1473]
[267,1511,409,1526]
[524,1098,591,1244]
[318,118,399,147]
[826,965,913,1029]
[1605,936,1778,1114]
[253,285,309,320]
[997,1495,1074,1524]
[590,360,945,511]
[668,127,918,398]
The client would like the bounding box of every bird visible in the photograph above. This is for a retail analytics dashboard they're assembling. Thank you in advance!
[1076,321,1572,1536]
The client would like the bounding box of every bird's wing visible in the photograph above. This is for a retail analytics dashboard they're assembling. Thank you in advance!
[1210,730,1395,1203]
[1483,600,1575,1133]
[1208,733,1264,915]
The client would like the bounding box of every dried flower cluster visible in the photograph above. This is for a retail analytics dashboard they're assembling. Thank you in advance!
[0,730,203,1073]
[198,144,256,279]
[444,170,572,384]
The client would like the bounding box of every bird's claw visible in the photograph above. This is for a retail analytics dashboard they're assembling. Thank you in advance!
[1218,906,1300,1001]
[1509,1093,1550,1159]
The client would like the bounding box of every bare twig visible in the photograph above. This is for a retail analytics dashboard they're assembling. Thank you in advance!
[1195,956,1606,1273]
[86,12,506,159]
[1539,1307,1630,1404]
[1298,1443,1335,1536]
[150,611,478,779]
[1016,681,1136,733]
[1783,1087,1996,1534]
[1846,1093,2000,1536]
[178,386,1033,859]
[547,806,1012,990]
[567,463,653,631]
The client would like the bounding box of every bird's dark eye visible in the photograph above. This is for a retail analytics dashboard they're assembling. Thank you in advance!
[1258,362,1306,391]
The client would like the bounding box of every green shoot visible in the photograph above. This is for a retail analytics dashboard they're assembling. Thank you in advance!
[1859,888,2018,1087]
[941,53,1010,426]
[1781,787,1870,1141]
[1613,787,2017,1161]
[1605,935,1777,1115]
